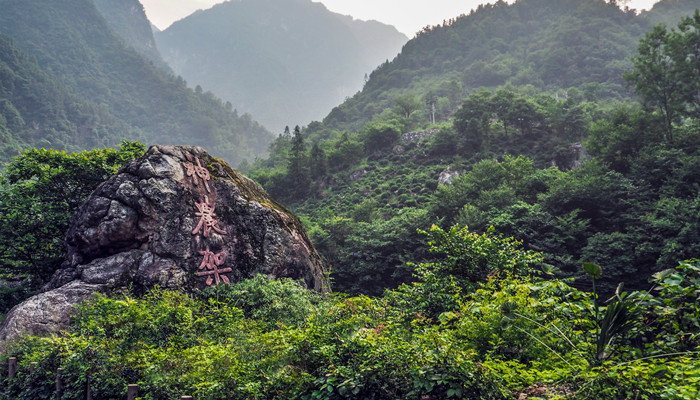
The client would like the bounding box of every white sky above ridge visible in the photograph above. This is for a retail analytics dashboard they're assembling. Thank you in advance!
[141,0,663,37]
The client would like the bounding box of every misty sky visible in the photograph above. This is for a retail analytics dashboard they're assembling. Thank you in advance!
[142,0,661,36]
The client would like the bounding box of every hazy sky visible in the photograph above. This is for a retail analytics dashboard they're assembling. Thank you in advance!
[142,0,661,36]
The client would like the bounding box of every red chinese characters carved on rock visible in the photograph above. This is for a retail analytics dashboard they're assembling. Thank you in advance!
[196,246,231,286]
[192,196,227,237]
[183,156,211,193]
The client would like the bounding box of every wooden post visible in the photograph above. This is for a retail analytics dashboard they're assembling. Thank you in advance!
[30,362,37,375]
[55,368,63,400]
[86,373,93,400]
[127,384,138,400]
[8,357,17,379]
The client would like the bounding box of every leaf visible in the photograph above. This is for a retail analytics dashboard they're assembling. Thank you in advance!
[582,262,602,280]
[651,268,675,283]
[540,263,560,275]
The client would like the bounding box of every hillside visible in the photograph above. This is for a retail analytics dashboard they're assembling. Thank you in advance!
[248,0,700,296]
[321,0,685,132]
[155,0,407,132]
[0,34,129,160]
[0,0,272,165]
[644,0,700,25]
[93,0,171,72]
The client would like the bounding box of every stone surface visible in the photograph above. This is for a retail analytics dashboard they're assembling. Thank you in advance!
[551,142,589,171]
[401,128,438,143]
[0,145,328,342]
[0,281,104,341]
[438,166,460,186]
[348,169,367,182]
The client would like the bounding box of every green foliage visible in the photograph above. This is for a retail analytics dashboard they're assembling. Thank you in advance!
[2,255,699,399]
[321,207,432,296]
[361,121,401,152]
[625,11,700,142]
[327,133,364,173]
[585,103,662,172]
[323,0,645,131]
[202,275,323,330]
[646,260,700,354]
[0,142,145,292]
[392,224,543,319]
[415,224,542,290]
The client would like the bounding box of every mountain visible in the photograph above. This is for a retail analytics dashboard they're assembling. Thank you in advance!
[321,0,661,132]
[247,0,700,295]
[93,0,171,72]
[154,0,407,132]
[0,33,130,160]
[644,0,700,26]
[0,0,272,165]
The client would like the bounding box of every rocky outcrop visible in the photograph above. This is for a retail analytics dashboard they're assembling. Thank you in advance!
[401,128,438,143]
[438,167,460,186]
[349,169,367,182]
[0,145,328,341]
[551,142,589,171]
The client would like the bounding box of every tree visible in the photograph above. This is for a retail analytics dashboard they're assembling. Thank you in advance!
[453,90,492,152]
[490,89,516,135]
[625,12,700,142]
[670,11,700,117]
[0,141,145,287]
[393,94,421,119]
[424,90,437,124]
[309,143,326,180]
[362,121,401,152]
[287,125,309,197]
[625,25,682,142]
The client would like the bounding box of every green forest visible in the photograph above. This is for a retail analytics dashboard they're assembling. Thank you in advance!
[0,0,272,166]
[0,0,699,399]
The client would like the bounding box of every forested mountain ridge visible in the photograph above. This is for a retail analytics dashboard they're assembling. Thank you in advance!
[248,0,700,296]
[93,0,171,72]
[155,0,407,132]
[0,34,129,160]
[0,0,272,165]
[645,0,700,26]
[322,0,697,132]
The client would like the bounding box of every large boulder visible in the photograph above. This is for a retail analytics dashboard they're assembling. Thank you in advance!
[0,145,328,341]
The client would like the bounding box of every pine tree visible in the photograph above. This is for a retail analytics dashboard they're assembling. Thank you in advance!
[287,125,309,197]
[310,143,327,180]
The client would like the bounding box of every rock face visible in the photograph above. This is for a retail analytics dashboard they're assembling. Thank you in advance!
[401,128,438,143]
[551,142,589,171]
[0,145,328,341]
[438,167,460,186]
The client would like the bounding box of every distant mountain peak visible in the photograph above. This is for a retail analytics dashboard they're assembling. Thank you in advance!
[155,0,407,131]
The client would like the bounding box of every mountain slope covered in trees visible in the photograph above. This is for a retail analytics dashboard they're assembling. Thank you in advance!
[321,0,697,132]
[155,0,407,132]
[0,34,129,160]
[248,0,700,296]
[0,0,272,165]
[93,0,171,72]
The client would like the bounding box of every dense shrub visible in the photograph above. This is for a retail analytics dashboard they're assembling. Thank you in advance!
[2,232,697,399]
